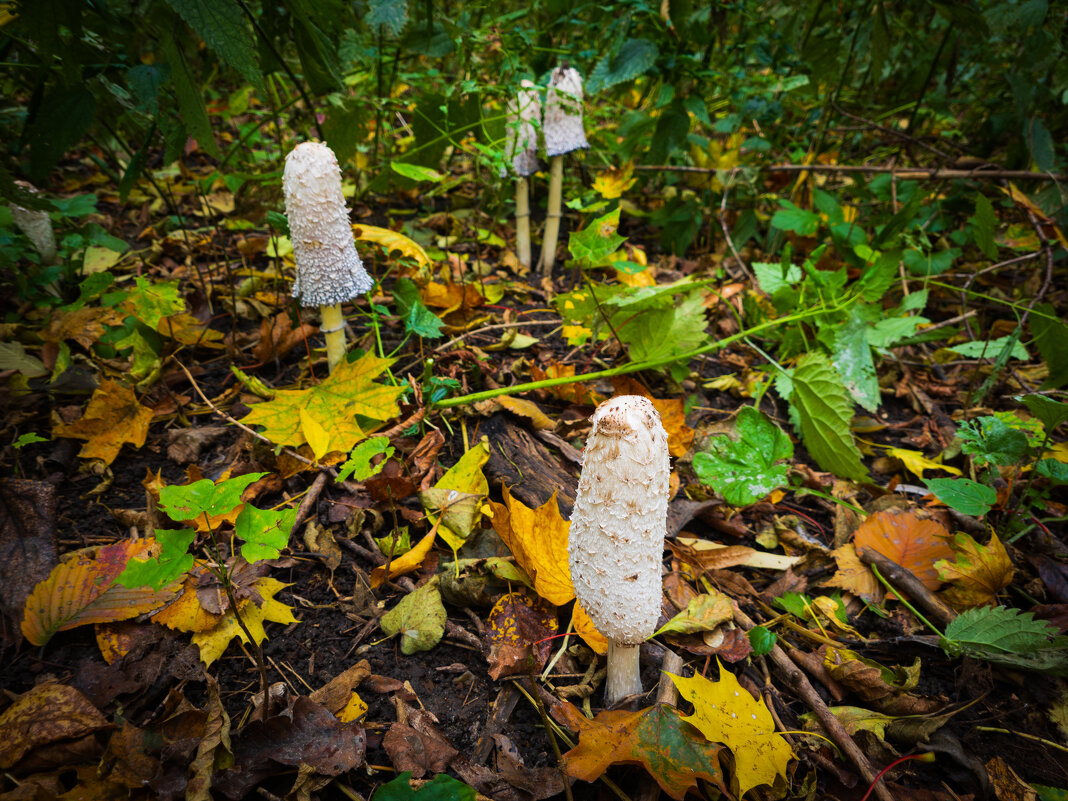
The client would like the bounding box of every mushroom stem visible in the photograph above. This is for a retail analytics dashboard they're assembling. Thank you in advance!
[320,303,346,372]
[540,155,564,275]
[605,641,643,706]
[516,175,531,269]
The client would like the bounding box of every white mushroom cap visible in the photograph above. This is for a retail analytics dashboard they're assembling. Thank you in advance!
[502,80,541,178]
[568,395,669,646]
[283,142,373,308]
[10,182,56,264]
[544,66,588,157]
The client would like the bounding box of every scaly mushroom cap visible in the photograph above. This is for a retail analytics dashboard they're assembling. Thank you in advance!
[283,142,373,308]
[544,66,588,157]
[568,395,669,645]
[10,182,56,264]
[503,80,541,178]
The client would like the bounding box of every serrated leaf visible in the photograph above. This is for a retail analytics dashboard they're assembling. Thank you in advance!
[422,438,489,552]
[833,308,880,412]
[336,436,394,483]
[374,771,475,801]
[786,352,868,481]
[625,291,709,365]
[394,278,444,339]
[1032,303,1068,389]
[21,540,177,646]
[693,406,792,506]
[160,37,219,158]
[52,379,155,466]
[115,529,196,591]
[943,606,1068,674]
[121,277,182,330]
[158,472,266,521]
[587,38,659,93]
[748,626,777,656]
[556,702,727,800]
[379,577,446,655]
[771,200,820,236]
[241,352,404,453]
[935,532,1014,608]
[191,576,297,666]
[669,662,795,797]
[569,207,626,268]
[949,336,1029,361]
[163,0,262,89]
[924,477,998,516]
[234,504,297,562]
[366,0,409,36]
[1020,394,1068,434]
[959,416,1030,466]
[971,193,998,259]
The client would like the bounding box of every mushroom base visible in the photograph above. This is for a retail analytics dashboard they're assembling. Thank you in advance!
[321,303,346,372]
[516,176,531,268]
[539,156,564,275]
[604,641,643,706]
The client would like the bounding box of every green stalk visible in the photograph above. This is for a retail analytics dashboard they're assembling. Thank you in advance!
[434,303,846,408]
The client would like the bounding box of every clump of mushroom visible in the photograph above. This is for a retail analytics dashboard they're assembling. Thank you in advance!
[282,141,374,372]
[568,395,669,706]
[503,80,541,269]
[539,65,588,276]
[10,181,57,265]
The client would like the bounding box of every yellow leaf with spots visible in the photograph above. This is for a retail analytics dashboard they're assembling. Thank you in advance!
[669,661,794,798]
[488,486,574,606]
[592,164,637,199]
[369,527,437,589]
[338,692,368,723]
[935,532,1014,608]
[352,223,431,271]
[884,447,962,480]
[423,438,490,552]
[53,379,154,465]
[191,577,297,666]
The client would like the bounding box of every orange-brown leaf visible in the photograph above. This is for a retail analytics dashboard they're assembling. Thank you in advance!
[608,378,694,456]
[827,544,884,603]
[21,540,177,646]
[852,510,953,591]
[0,684,111,770]
[487,486,574,606]
[530,363,605,407]
[935,532,1014,609]
[558,704,727,800]
[53,379,154,465]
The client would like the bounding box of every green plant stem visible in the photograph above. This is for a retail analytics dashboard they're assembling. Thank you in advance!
[434,303,846,408]
[975,727,1068,755]
[869,564,944,638]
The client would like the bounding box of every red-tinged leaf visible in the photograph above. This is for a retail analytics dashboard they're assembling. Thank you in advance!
[853,509,953,591]
[558,703,727,800]
[21,540,177,646]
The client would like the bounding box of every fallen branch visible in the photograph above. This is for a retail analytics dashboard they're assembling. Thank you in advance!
[858,547,957,629]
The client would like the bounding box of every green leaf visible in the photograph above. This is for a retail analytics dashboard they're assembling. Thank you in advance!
[379,577,446,654]
[160,37,219,158]
[569,208,626,268]
[1036,459,1068,485]
[1020,394,1068,434]
[162,0,263,90]
[115,529,196,591]
[924,477,997,516]
[235,504,297,562]
[771,200,819,236]
[958,416,1030,466]
[624,291,708,365]
[971,194,998,260]
[390,162,443,183]
[654,591,733,636]
[942,605,1068,675]
[748,626,777,656]
[773,592,812,619]
[123,277,182,329]
[13,432,48,448]
[693,407,793,506]
[337,437,394,483]
[373,772,475,801]
[158,472,267,522]
[393,278,444,339]
[1032,304,1068,389]
[832,308,880,413]
[366,0,409,36]
[752,261,802,295]
[26,84,96,183]
[1028,117,1056,172]
[587,38,659,93]
[949,336,1029,361]
[785,352,867,481]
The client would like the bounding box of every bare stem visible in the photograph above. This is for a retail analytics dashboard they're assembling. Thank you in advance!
[604,641,642,706]
[321,303,346,372]
[540,156,564,275]
[516,176,531,268]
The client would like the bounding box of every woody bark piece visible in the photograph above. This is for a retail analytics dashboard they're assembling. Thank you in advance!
[858,547,957,629]
[481,413,577,516]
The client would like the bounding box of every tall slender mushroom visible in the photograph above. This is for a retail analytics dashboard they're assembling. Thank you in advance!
[568,395,670,705]
[503,80,541,269]
[283,141,373,372]
[539,65,588,276]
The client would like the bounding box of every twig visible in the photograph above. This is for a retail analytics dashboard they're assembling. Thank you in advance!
[294,473,328,530]
[858,549,957,630]
[610,163,1068,182]
[732,604,894,801]
[718,177,755,284]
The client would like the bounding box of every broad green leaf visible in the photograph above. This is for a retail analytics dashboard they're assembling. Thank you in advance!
[748,626,777,656]
[587,38,659,93]
[786,352,867,481]
[971,193,998,259]
[158,473,266,522]
[958,416,1030,466]
[693,406,792,506]
[373,772,475,801]
[1032,303,1068,389]
[122,276,183,329]
[115,529,196,591]
[752,261,802,295]
[394,278,445,339]
[942,605,1068,674]
[833,308,880,412]
[1020,394,1068,434]
[235,504,297,562]
[160,37,219,158]
[923,477,997,516]
[379,577,446,654]
[390,162,443,183]
[25,84,96,183]
[624,291,708,365]
[569,208,626,268]
[771,200,819,236]
[1028,116,1056,172]
[336,437,394,483]
[1036,459,1068,484]
[163,0,263,89]
[949,336,1029,361]
[366,0,409,37]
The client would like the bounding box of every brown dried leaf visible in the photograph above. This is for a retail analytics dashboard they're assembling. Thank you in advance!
[485,591,558,679]
[0,684,111,770]
[935,532,1014,609]
[853,510,953,591]
[52,379,155,465]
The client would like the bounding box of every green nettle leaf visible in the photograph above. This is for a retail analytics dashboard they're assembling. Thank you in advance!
[379,577,446,655]
[942,606,1068,675]
[163,0,263,90]
[123,277,183,329]
[115,529,196,591]
[158,473,267,522]
[832,310,880,412]
[624,291,708,364]
[235,504,297,562]
[161,37,219,158]
[748,626,777,656]
[752,261,802,295]
[1027,116,1056,172]
[958,416,1030,466]
[569,208,626,268]
[337,437,395,483]
[970,194,998,260]
[26,84,96,183]
[1036,459,1068,485]
[693,407,793,506]
[1019,394,1068,435]
[771,200,820,236]
[949,336,1029,361]
[373,771,476,801]
[773,591,812,619]
[1032,304,1068,389]
[785,353,868,481]
[924,477,997,516]
[587,37,659,93]
[366,0,409,37]
[394,278,444,339]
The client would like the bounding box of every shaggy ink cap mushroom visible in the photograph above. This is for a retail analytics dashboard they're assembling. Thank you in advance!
[567,395,670,705]
[544,66,588,157]
[283,142,373,308]
[503,80,541,178]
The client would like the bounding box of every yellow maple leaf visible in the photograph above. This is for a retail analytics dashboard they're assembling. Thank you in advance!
[191,577,298,666]
[423,438,490,552]
[669,662,795,797]
[592,163,637,200]
[369,527,437,589]
[935,532,1014,608]
[884,447,962,480]
[571,601,609,654]
[827,544,884,603]
[241,352,403,454]
[488,486,575,606]
[53,379,154,465]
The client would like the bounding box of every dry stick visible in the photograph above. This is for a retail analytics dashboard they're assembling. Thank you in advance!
[731,604,894,801]
[718,177,755,284]
[294,472,328,530]
[857,548,957,630]
[614,163,1068,182]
